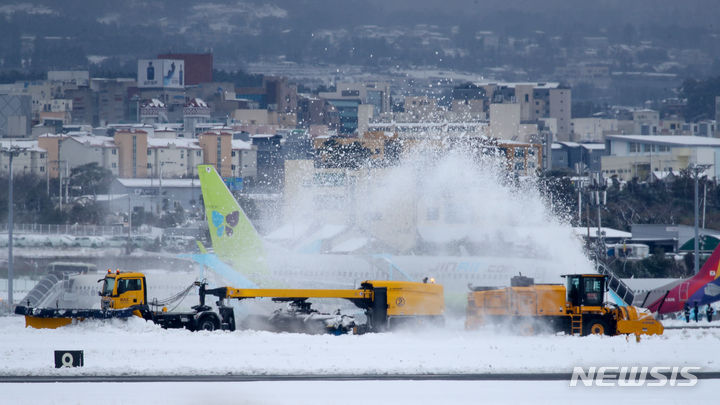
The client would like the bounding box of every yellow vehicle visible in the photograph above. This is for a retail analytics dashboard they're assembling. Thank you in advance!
[465,274,663,336]
[16,270,445,334]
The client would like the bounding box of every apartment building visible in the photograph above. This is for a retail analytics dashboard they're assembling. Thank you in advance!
[0,140,47,177]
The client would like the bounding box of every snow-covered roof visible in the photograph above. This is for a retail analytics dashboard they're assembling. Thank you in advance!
[67,135,115,148]
[572,227,632,239]
[116,179,200,188]
[606,135,720,147]
[0,140,45,153]
[472,81,561,89]
[186,98,208,108]
[581,143,605,150]
[231,140,252,150]
[147,138,201,149]
[143,98,165,108]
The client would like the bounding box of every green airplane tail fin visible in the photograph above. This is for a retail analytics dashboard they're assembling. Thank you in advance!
[198,164,268,283]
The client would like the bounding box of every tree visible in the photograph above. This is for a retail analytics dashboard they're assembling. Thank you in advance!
[680,76,720,121]
[69,163,114,196]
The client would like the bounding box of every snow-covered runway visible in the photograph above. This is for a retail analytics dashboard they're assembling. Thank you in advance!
[2,315,718,403]
[2,380,716,405]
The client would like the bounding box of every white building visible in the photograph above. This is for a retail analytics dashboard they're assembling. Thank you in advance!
[602,135,720,181]
[0,140,47,177]
[231,139,257,179]
[571,117,619,142]
[147,138,203,178]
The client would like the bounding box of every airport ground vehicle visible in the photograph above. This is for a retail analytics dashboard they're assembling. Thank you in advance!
[465,274,663,336]
[15,270,444,334]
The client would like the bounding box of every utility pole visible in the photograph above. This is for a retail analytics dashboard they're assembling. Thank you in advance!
[126,194,132,254]
[4,145,24,312]
[58,160,63,211]
[64,161,69,205]
[690,163,712,274]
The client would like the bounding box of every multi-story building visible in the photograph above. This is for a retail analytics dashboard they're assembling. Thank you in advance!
[319,81,391,115]
[0,140,47,176]
[91,78,135,125]
[571,117,619,142]
[632,109,660,135]
[114,129,149,178]
[183,98,211,137]
[0,81,53,122]
[54,134,119,177]
[198,130,233,178]
[474,82,572,141]
[551,142,606,173]
[231,139,257,182]
[0,94,32,138]
[147,138,203,178]
[601,135,720,181]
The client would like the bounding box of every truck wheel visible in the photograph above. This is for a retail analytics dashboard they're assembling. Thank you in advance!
[584,320,609,336]
[197,316,219,331]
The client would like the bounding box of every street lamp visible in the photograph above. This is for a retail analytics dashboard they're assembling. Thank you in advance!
[689,163,712,274]
[3,145,25,313]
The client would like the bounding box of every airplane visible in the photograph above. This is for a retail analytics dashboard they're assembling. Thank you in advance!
[636,244,720,314]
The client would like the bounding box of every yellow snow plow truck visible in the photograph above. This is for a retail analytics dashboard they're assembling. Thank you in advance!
[466,274,663,336]
[15,270,444,334]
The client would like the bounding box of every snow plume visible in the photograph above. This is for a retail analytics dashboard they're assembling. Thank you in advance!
[277,140,592,284]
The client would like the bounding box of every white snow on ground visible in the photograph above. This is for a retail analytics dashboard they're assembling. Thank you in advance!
[3,380,717,405]
[1,316,718,376]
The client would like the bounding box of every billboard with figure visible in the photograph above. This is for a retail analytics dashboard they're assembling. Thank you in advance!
[138,59,185,88]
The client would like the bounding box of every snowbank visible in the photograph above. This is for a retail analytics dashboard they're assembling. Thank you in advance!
[1,316,717,377]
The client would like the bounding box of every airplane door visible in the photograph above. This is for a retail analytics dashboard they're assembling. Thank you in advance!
[680,282,690,301]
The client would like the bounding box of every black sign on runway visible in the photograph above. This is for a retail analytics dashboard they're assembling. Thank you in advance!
[54,350,84,368]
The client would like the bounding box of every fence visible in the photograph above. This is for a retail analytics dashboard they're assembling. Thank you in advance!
[0,223,128,237]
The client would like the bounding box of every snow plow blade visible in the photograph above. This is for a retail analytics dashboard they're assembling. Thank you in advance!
[14,305,140,329]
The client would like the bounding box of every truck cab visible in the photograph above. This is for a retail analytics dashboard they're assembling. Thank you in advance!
[564,274,605,309]
[100,270,147,310]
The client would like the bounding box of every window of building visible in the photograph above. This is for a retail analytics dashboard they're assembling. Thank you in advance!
[231,165,236,171]
[112,163,117,168]
[196,151,201,156]
[112,149,117,155]
[147,149,151,155]
[147,163,152,168]
[40,166,45,172]
[231,151,236,157]
[629,143,639,153]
